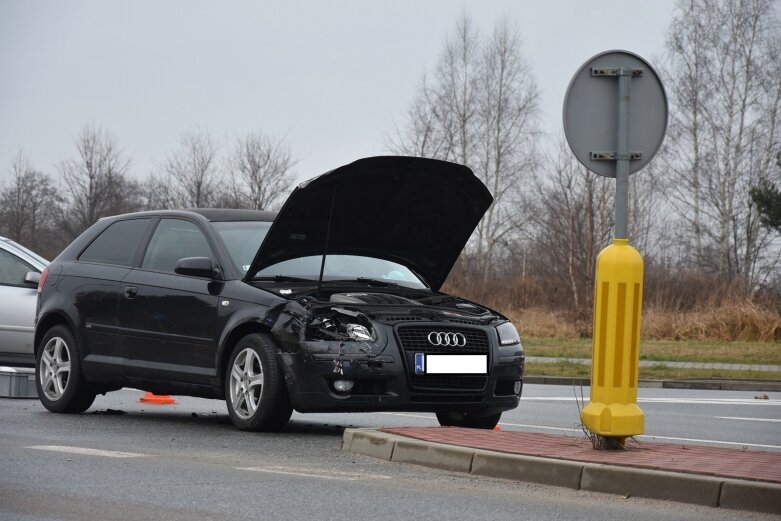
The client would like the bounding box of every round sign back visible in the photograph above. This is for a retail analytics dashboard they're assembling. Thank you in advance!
[563,50,667,178]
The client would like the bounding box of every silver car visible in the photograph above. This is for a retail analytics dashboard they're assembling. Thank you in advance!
[0,237,48,366]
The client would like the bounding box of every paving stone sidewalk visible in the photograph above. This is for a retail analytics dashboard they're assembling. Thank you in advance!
[345,427,781,514]
[526,356,781,372]
[379,426,781,484]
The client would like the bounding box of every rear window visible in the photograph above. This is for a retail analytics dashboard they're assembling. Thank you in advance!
[79,219,151,266]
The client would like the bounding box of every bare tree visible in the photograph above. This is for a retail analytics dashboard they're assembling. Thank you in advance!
[393,14,540,281]
[162,129,221,208]
[142,171,177,210]
[225,132,295,210]
[661,0,781,284]
[529,141,613,313]
[392,14,482,165]
[627,158,674,258]
[58,125,139,238]
[390,75,449,158]
[472,18,540,281]
[0,151,58,252]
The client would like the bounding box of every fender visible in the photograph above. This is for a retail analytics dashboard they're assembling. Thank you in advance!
[214,300,312,394]
[213,302,279,389]
[35,303,83,359]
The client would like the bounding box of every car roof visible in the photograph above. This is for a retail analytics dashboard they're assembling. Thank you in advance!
[105,208,277,223]
[188,209,276,222]
[0,236,49,268]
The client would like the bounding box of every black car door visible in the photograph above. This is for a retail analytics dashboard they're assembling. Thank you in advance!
[71,218,153,367]
[118,218,220,383]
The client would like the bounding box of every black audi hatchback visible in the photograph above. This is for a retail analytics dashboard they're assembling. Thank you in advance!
[35,156,524,431]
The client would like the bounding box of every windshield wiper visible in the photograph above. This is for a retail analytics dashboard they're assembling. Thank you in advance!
[419,295,456,305]
[252,275,315,282]
[322,277,402,288]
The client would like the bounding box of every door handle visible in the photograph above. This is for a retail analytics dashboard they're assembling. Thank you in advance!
[124,286,138,299]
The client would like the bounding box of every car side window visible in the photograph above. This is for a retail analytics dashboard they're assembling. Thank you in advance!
[0,248,34,286]
[142,219,213,274]
[78,219,152,267]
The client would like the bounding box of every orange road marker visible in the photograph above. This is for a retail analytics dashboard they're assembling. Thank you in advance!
[138,392,177,405]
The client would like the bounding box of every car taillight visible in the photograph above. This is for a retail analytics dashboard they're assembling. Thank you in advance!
[38,267,48,294]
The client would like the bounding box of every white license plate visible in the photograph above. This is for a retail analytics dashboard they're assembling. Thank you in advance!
[424,355,487,374]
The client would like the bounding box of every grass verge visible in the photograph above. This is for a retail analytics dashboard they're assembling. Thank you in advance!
[505,303,781,342]
[524,337,781,365]
[525,361,781,381]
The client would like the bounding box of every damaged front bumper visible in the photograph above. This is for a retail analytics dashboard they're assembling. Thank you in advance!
[273,320,524,414]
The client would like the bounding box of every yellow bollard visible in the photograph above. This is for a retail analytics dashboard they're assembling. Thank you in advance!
[581,238,644,437]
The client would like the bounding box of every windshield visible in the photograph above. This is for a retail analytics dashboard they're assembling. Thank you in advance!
[255,255,427,289]
[212,221,271,274]
[2,239,48,266]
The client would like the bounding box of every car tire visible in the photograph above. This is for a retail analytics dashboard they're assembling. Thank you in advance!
[36,325,96,413]
[436,410,502,430]
[225,333,292,432]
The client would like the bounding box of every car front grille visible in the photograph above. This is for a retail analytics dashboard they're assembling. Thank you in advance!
[396,326,490,392]
[396,326,489,354]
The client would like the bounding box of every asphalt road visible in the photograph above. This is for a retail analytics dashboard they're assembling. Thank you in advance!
[0,385,778,521]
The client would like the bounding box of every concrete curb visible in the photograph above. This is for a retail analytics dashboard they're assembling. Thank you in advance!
[720,480,781,513]
[523,376,781,391]
[471,450,583,489]
[342,428,781,515]
[392,439,474,472]
[580,465,722,507]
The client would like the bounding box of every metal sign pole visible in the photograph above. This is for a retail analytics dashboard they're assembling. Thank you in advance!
[615,69,631,240]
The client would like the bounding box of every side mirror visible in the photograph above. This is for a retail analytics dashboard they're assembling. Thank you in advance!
[24,271,41,287]
[174,257,219,279]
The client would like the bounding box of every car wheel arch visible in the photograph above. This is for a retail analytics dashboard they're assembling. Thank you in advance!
[35,312,79,358]
[216,321,276,391]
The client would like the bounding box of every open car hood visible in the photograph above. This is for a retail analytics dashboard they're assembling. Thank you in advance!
[243,156,493,291]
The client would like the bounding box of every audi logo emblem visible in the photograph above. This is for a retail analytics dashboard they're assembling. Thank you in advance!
[427,332,467,347]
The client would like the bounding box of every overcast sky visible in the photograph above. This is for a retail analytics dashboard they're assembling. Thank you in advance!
[0,0,677,185]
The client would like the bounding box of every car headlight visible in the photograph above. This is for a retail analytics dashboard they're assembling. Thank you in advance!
[346,323,375,342]
[306,307,377,342]
[496,321,521,346]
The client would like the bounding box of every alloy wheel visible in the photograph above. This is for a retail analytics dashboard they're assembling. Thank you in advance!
[229,347,264,419]
[39,337,72,401]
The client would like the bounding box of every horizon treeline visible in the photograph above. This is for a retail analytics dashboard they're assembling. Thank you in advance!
[2,1,780,328]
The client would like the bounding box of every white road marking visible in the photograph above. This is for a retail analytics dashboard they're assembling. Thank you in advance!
[499,422,582,433]
[27,445,147,458]
[238,466,390,481]
[522,397,781,406]
[499,422,781,449]
[716,416,781,423]
[498,423,781,449]
[634,435,781,450]
[380,412,435,420]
